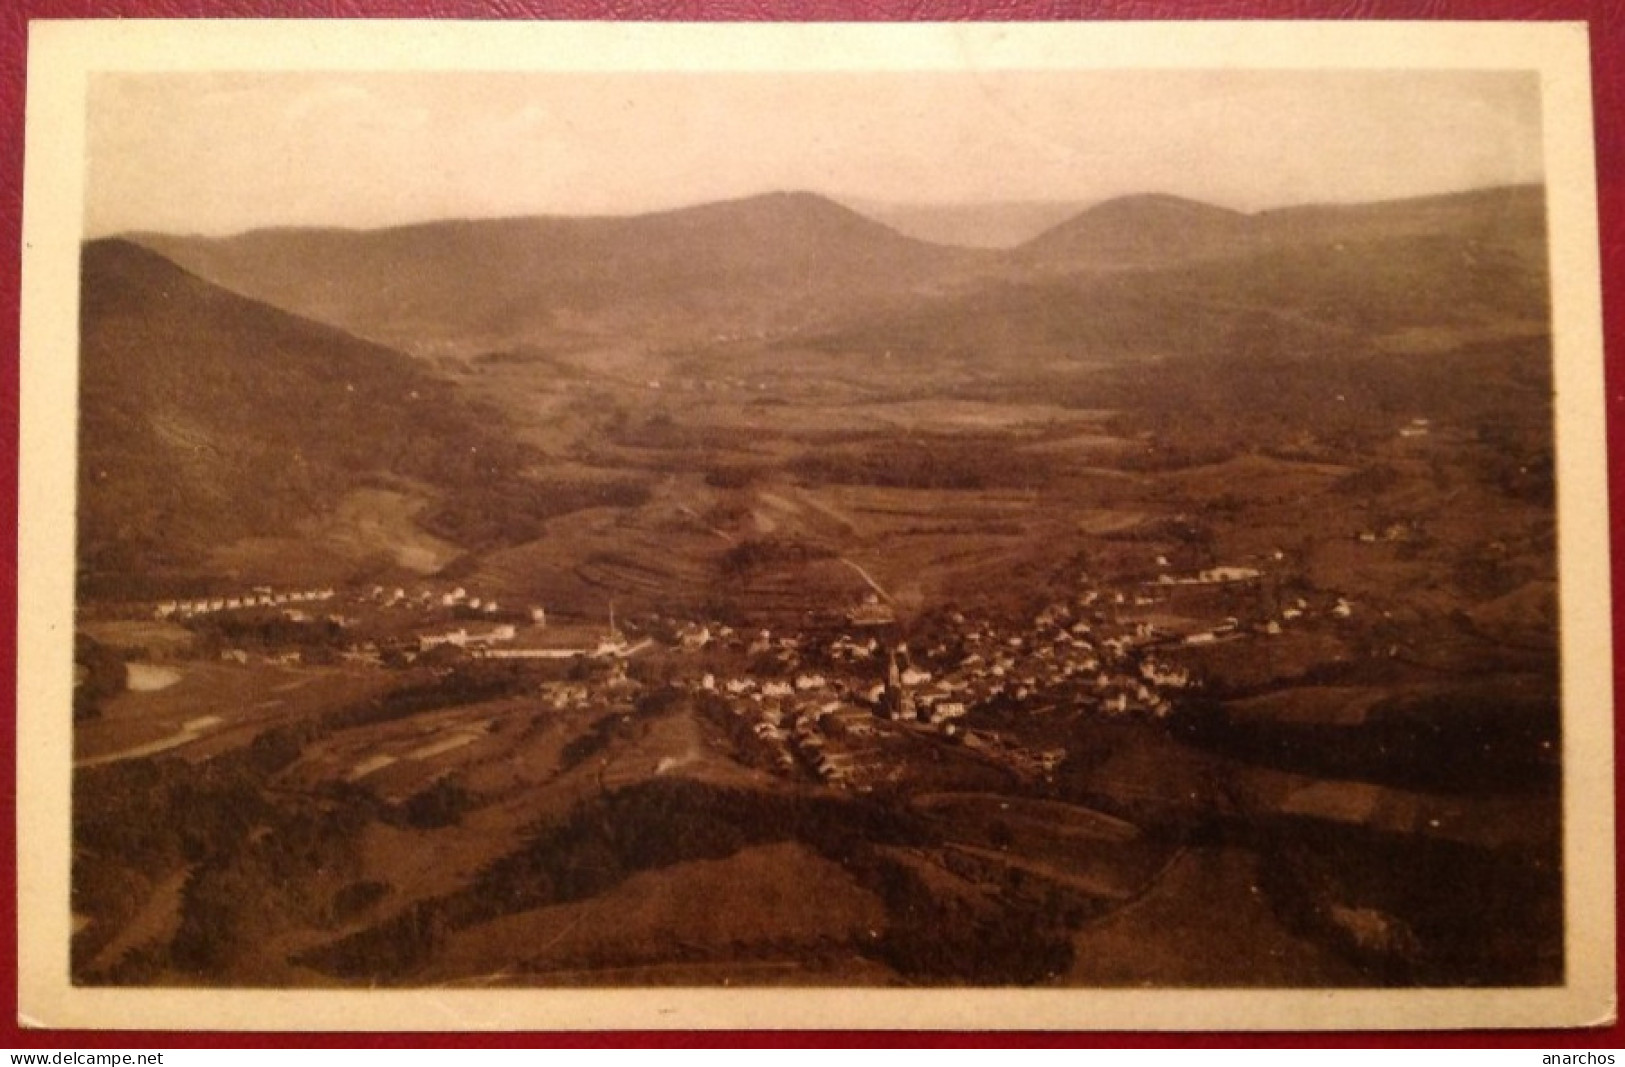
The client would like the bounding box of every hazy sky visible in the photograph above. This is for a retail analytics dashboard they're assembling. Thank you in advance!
[85,69,1544,237]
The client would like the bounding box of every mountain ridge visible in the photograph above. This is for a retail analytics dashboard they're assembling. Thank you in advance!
[125,184,1546,360]
[130,190,995,357]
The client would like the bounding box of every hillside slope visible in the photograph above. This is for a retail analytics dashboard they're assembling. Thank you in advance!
[77,239,532,592]
[1017,193,1253,269]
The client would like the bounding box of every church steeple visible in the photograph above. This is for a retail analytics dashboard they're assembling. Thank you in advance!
[884,643,916,721]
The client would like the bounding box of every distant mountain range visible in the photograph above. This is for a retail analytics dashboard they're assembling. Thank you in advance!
[797,185,1548,361]
[130,185,1547,361]
[132,192,994,358]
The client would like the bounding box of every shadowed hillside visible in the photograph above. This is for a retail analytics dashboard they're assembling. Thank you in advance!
[77,240,539,593]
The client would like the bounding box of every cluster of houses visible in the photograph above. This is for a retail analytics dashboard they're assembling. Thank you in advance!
[136,544,1373,790]
[1169,596,1354,645]
[668,589,1215,789]
[688,621,1089,790]
[1156,565,1263,587]
[1138,557,1361,643]
[362,585,545,622]
[155,587,335,620]
[418,624,519,652]
[1356,521,1422,545]
[657,549,1376,789]
[730,695,886,787]
[896,600,1197,721]
[151,584,545,626]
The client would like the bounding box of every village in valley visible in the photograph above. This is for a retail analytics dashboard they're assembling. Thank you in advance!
[88,538,1372,793]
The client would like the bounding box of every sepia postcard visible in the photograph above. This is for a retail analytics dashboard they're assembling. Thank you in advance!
[16,19,1616,1031]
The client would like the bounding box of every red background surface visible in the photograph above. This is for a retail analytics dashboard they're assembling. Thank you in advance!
[1,0,1621,1049]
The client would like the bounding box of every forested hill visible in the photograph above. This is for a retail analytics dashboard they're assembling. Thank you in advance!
[77,239,535,590]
